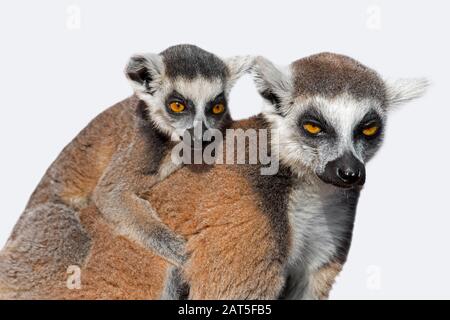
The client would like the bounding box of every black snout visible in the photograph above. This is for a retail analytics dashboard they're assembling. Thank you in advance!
[318,152,366,188]
[337,167,361,185]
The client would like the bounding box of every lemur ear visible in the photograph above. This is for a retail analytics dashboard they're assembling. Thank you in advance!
[125,53,164,95]
[251,56,293,112]
[224,55,255,92]
[385,78,429,108]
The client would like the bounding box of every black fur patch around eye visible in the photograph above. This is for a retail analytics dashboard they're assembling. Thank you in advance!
[166,90,186,103]
[353,110,383,141]
[360,110,382,125]
[212,92,226,103]
[165,91,196,117]
[298,107,336,138]
[205,92,227,116]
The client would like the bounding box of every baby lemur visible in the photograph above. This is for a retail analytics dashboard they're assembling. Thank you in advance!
[0,45,252,297]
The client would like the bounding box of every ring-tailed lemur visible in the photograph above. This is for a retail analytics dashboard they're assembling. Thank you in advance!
[143,52,428,299]
[0,52,427,300]
[0,44,253,298]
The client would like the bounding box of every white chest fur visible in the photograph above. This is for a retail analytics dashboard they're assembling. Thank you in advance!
[284,181,355,299]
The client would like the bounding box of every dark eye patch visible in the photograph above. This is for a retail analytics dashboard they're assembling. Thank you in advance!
[359,110,381,126]
[354,110,383,140]
[167,90,186,103]
[165,90,195,116]
[206,92,227,116]
[298,107,335,137]
[212,92,225,103]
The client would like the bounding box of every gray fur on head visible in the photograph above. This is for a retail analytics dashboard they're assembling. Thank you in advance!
[125,45,254,139]
[252,53,429,181]
[160,44,228,80]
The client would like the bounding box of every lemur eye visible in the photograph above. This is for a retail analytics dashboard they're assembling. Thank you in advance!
[212,103,225,114]
[362,126,379,137]
[169,102,185,113]
[303,122,322,135]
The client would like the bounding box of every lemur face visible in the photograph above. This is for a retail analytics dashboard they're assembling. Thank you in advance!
[126,44,253,144]
[253,53,428,188]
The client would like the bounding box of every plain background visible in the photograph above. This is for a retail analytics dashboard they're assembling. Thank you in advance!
[0,0,448,299]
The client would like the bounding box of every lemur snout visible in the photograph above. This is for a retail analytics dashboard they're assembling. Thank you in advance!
[337,167,361,185]
[319,152,366,188]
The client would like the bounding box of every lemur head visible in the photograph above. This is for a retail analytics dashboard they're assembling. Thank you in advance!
[253,53,428,188]
[125,44,253,143]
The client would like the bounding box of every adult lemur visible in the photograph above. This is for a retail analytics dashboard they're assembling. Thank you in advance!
[142,53,428,299]
[0,45,252,297]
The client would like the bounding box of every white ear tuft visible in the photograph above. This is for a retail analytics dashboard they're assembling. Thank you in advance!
[251,56,293,111]
[385,78,430,108]
[125,53,164,96]
[224,55,255,92]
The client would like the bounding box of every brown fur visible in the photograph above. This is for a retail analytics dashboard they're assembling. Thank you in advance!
[24,96,135,210]
[0,95,183,298]
[50,206,169,299]
[292,52,387,103]
[0,110,342,300]
[142,116,342,299]
[144,160,286,299]
[310,262,343,300]
[23,117,340,300]
[0,97,135,298]
[61,117,287,300]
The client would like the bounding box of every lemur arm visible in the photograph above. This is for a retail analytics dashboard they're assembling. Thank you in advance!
[93,123,186,266]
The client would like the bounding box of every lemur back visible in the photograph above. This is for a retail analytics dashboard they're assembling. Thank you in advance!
[24,97,135,210]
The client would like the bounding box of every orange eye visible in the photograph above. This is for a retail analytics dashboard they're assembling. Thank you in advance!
[303,123,322,135]
[362,126,379,137]
[169,102,185,113]
[212,103,225,114]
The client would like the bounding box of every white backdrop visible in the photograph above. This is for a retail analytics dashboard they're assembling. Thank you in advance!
[0,0,448,299]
